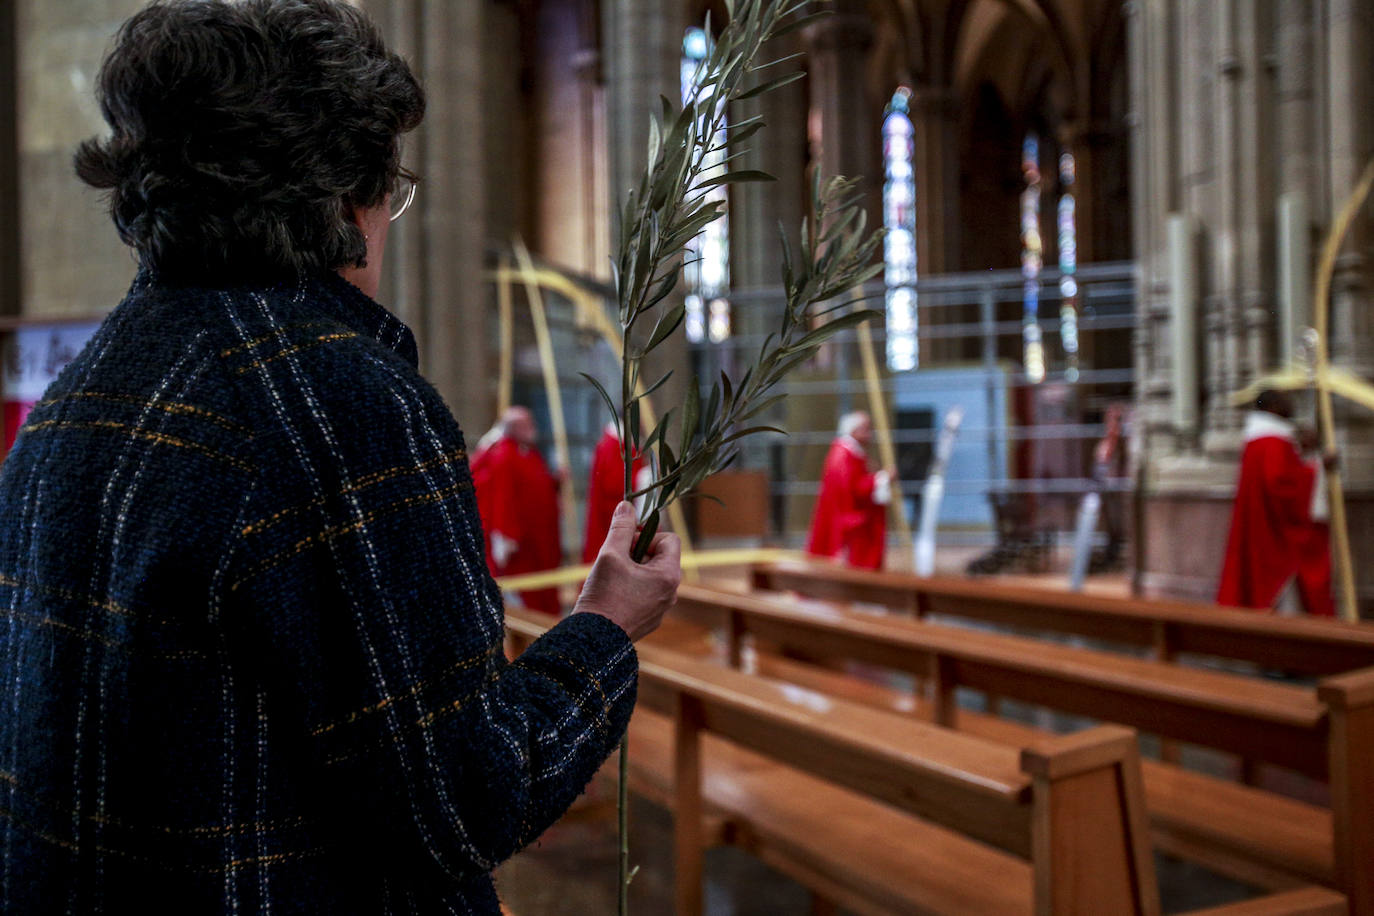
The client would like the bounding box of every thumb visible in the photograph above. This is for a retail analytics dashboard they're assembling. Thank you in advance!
[600,501,637,556]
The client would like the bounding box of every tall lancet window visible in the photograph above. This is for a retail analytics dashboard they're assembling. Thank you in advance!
[1056,151,1080,381]
[882,87,917,371]
[681,25,730,343]
[1021,132,1045,384]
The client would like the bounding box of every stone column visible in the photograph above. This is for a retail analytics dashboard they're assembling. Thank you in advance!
[909,86,960,276]
[0,0,17,316]
[803,1,876,204]
[731,32,806,296]
[603,0,683,211]
[1126,0,1177,446]
[601,0,688,439]
[16,0,144,318]
[368,0,492,435]
[731,32,807,484]
[1275,0,1317,363]
[1325,0,1374,494]
[905,85,959,364]
[533,0,604,277]
[1199,0,1277,454]
[804,1,874,404]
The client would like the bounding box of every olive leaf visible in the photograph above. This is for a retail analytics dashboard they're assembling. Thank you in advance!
[602,4,888,908]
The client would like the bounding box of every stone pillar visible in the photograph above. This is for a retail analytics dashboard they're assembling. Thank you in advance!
[1276,0,1317,364]
[16,0,144,318]
[1196,0,1278,454]
[1,0,18,316]
[603,0,683,211]
[731,31,806,296]
[909,86,960,276]
[731,32,807,483]
[905,85,959,364]
[1326,1,1374,384]
[601,0,688,440]
[368,0,492,435]
[1126,0,1177,447]
[533,0,605,277]
[803,3,876,206]
[1324,1,1374,494]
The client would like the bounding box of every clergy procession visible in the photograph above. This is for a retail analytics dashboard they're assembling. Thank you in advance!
[1,0,1373,914]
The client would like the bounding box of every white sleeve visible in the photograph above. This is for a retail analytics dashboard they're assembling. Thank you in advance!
[1310,460,1329,521]
[872,469,892,506]
[491,530,518,568]
[632,465,654,515]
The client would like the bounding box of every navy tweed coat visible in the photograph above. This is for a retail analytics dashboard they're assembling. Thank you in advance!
[0,270,637,913]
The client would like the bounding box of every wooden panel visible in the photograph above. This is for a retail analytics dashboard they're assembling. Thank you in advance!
[688,685,1035,857]
[953,658,1328,778]
[727,765,1034,916]
[1324,701,1374,914]
[1140,762,1334,886]
[1182,886,1348,916]
[636,646,1029,796]
[1033,766,1143,916]
[684,584,1325,730]
[754,560,1374,675]
[692,470,770,537]
[673,696,705,916]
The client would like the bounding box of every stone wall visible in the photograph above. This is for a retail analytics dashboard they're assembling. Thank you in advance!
[16,0,144,318]
[1129,0,1374,615]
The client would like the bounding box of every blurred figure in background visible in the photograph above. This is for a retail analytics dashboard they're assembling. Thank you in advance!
[471,405,563,614]
[1217,390,1336,616]
[582,421,648,564]
[806,410,893,569]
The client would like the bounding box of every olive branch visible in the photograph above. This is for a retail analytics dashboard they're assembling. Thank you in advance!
[585,0,886,565]
[590,2,886,911]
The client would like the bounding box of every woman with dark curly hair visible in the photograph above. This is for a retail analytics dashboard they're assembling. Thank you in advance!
[0,2,679,913]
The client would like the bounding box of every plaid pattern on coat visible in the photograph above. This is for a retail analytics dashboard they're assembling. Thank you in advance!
[0,269,637,914]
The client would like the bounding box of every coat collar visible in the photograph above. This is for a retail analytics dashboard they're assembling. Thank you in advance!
[1243,410,1297,444]
[134,265,419,368]
[838,435,867,458]
[309,271,418,367]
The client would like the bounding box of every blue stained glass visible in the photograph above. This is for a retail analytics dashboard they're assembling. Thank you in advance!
[681,26,728,342]
[883,87,918,372]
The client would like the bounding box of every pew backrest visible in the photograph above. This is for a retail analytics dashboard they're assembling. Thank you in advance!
[670,584,1374,914]
[750,559,1374,676]
[505,608,1160,915]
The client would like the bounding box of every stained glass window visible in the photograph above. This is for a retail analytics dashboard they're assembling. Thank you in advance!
[682,26,729,344]
[1056,151,1079,381]
[1021,133,1045,384]
[883,87,917,371]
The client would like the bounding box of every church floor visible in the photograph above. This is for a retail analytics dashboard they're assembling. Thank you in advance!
[495,790,1257,915]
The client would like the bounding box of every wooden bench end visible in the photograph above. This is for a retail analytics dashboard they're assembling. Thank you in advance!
[1316,666,1374,709]
[1019,724,1138,780]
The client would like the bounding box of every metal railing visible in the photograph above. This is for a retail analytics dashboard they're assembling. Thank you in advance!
[488,258,1137,553]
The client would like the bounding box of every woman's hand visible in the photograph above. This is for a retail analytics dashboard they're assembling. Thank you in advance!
[575,502,681,641]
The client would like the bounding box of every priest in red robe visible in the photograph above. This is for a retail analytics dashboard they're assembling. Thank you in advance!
[806,411,893,569]
[1217,390,1336,616]
[582,423,648,564]
[469,406,563,615]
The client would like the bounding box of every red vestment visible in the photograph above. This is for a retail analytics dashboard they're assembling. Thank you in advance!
[582,428,644,563]
[470,436,562,615]
[1217,413,1334,616]
[806,437,887,569]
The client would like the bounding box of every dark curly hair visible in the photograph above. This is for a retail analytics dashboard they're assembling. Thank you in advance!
[75,0,425,281]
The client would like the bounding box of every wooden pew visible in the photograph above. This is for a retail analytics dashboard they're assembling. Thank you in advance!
[669,585,1374,914]
[749,558,1374,676]
[506,609,1161,915]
